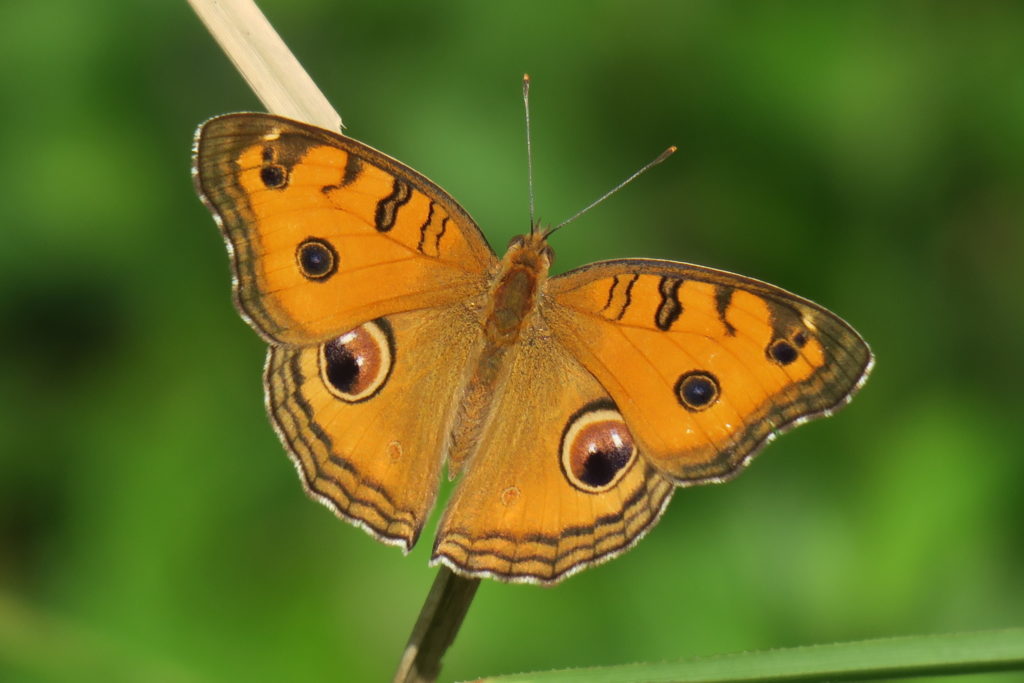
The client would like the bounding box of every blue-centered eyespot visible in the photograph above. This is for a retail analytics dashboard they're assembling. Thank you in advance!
[296,237,338,281]
[675,371,720,412]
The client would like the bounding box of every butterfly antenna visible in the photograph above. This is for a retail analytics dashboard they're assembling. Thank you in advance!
[523,74,538,234]
[544,145,677,238]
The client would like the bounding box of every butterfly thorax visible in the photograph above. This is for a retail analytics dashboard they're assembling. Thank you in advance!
[483,232,552,345]
[446,232,553,476]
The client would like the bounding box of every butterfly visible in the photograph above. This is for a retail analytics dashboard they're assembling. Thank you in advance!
[193,112,872,585]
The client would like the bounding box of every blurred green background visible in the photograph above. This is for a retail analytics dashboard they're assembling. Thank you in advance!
[1,1,1022,681]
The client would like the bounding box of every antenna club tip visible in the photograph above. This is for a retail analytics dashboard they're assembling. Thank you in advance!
[523,73,531,82]
[655,146,677,164]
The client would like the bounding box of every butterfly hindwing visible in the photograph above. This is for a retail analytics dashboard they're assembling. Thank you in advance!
[547,259,873,483]
[433,326,674,584]
[265,303,480,550]
[194,114,497,346]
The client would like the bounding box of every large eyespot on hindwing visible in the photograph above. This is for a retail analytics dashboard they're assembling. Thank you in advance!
[559,400,638,493]
[318,320,395,403]
[675,370,720,412]
[296,237,339,281]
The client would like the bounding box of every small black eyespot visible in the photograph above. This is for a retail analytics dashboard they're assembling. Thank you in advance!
[260,164,287,188]
[793,331,808,348]
[768,339,799,365]
[675,371,720,412]
[296,238,338,281]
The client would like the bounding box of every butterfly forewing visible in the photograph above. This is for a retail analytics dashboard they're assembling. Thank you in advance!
[547,259,872,484]
[194,114,497,346]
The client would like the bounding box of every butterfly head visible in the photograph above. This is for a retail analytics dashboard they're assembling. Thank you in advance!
[507,228,555,272]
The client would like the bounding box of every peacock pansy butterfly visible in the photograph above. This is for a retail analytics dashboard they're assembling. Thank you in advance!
[192,111,872,585]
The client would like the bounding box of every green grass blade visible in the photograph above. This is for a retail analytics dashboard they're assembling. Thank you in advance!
[472,628,1024,682]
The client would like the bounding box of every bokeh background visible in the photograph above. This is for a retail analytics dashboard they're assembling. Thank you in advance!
[1,2,1022,681]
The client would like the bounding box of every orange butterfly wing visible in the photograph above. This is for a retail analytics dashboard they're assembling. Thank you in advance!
[194,114,496,346]
[430,257,870,584]
[194,114,497,548]
[265,305,480,550]
[433,326,674,584]
[547,259,873,483]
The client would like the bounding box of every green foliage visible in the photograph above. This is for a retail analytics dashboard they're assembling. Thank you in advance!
[1,2,1022,681]
[482,629,1024,682]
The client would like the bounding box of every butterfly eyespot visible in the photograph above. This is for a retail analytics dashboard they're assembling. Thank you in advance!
[768,338,799,366]
[260,164,288,189]
[296,237,339,281]
[675,371,720,412]
[560,402,637,493]
[793,331,808,348]
[319,320,395,403]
